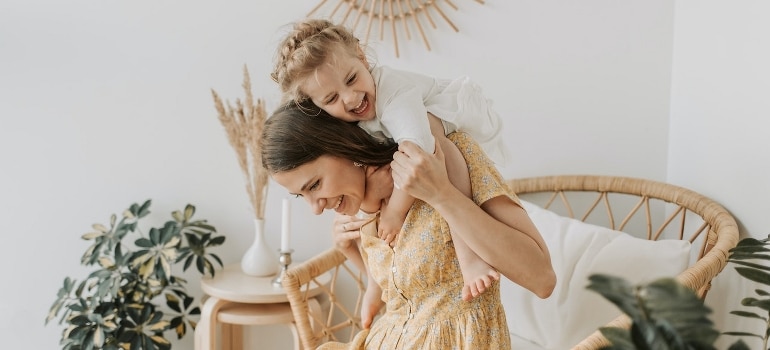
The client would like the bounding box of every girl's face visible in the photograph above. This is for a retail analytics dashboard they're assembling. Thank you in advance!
[271,155,366,216]
[299,47,377,122]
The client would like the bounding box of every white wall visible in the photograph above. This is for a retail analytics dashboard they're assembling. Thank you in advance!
[669,1,770,348]
[2,0,681,349]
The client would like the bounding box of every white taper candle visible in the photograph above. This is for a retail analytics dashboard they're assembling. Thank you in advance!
[281,198,291,251]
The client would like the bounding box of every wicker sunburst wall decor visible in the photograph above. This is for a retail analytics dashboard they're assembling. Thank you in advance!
[307,0,484,57]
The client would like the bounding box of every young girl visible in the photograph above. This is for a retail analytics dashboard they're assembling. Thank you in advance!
[270,18,509,302]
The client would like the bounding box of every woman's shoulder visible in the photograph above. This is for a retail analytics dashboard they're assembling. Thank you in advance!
[447,132,481,155]
[447,132,518,205]
[447,131,473,143]
[449,132,492,173]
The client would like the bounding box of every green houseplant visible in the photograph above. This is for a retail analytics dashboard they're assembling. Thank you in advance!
[586,274,732,349]
[722,233,770,348]
[46,200,226,350]
[586,232,770,350]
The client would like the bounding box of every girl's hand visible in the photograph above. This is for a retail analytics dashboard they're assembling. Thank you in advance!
[391,140,451,203]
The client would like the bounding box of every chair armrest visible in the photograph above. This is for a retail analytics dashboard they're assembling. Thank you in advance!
[283,248,366,349]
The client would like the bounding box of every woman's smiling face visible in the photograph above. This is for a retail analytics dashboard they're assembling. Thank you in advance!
[271,155,366,216]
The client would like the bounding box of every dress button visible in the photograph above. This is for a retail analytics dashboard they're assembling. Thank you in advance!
[391,266,397,273]
[402,328,407,334]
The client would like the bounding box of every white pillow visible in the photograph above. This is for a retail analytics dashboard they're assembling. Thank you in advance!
[501,200,692,349]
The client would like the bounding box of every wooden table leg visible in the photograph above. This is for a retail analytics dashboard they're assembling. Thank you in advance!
[221,323,243,350]
[195,296,231,350]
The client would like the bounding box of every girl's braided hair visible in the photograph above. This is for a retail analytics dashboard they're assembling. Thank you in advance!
[270,19,362,103]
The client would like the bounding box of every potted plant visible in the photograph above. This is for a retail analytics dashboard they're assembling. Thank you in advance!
[211,64,277,277]
[45,199,226,350]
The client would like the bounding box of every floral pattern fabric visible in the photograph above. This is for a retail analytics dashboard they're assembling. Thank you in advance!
[320,132,518,350]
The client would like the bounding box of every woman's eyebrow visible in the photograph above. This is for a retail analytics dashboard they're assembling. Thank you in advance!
[300,178,316,192]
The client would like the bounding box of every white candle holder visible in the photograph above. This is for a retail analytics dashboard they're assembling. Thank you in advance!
[271,249,294,288]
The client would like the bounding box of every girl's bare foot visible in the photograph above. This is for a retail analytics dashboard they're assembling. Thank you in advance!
[461,259,500,301]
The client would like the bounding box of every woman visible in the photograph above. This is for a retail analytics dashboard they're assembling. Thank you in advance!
[261,101,555,349]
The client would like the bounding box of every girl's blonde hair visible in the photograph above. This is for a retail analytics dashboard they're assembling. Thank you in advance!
[271,19,362,103]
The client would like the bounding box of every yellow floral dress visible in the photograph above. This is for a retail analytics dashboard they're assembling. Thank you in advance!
[320,132,516,350]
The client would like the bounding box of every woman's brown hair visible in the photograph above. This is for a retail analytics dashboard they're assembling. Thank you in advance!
[261,100,398,173]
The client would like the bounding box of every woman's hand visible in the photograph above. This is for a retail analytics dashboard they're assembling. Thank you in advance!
[391,140,452,203]
[332,213,370,274]
[332,213,368,250]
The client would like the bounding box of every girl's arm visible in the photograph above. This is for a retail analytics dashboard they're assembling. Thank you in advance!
[391,141,556,298]
[377,112,450,245]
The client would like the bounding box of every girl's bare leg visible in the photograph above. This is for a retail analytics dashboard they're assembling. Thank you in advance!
[362,274,384,328]
[428,114,500,301]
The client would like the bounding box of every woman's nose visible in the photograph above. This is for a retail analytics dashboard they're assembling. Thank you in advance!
[309,197,326,215]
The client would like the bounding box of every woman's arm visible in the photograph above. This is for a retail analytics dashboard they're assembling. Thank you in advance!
[391,141,556,298]
[331,214,384,328]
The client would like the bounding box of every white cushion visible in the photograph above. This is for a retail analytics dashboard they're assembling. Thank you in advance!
[501,200,692,349]
[510,331,548,350]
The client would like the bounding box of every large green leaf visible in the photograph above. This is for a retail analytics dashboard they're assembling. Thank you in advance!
[727,340,752,350]
[729,310,766,320]
[137,200,152,218]
[149,227,161,245]
[183,204,195,221]
[730,260,770,273]
[586,274,641,320]
[600,328,634,349]
[732,237,769,248]
[210,236,226,246]
[741,297,770,311]
[135,238,154,248]
[588,274,720,349]
[723,331,762,338]
[641,278,720,345]
[729,253,770,262]
[735,267,770,286]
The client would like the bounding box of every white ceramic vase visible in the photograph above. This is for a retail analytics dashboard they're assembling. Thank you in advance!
[240,218,280,276]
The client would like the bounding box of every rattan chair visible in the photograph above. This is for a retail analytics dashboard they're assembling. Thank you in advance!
[282,175,740,350]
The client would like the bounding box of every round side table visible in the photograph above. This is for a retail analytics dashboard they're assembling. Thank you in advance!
[194,264,329,350]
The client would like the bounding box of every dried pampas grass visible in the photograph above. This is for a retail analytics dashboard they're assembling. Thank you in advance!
[212,65,269,219]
